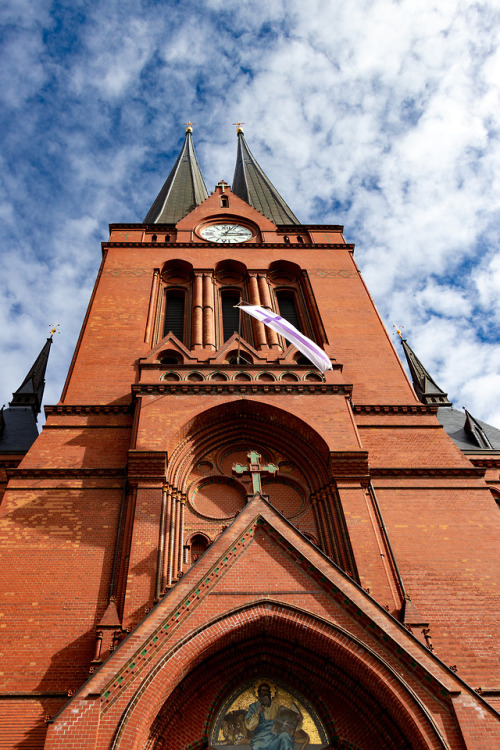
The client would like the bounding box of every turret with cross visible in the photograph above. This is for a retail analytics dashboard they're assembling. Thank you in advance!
[232,450,278,500]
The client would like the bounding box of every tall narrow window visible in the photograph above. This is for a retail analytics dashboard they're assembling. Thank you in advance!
[276,291,301,331]
[164,289,186,341]
[221,290,241,342]
[190,534,209,563]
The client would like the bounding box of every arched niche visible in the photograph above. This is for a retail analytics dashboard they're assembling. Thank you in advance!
[215,258,248,284]
[157,350,183,365]
[268,259,302,284]
[166,399,330,493]
[161,258,194,283]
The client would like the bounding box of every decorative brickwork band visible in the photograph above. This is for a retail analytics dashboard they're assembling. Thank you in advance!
[127,450,168,483]
[328,451,369,479]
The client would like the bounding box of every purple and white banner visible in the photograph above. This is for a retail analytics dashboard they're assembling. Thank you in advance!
[237,303,333,373]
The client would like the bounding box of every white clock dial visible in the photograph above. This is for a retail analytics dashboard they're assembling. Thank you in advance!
[200,223,253,244]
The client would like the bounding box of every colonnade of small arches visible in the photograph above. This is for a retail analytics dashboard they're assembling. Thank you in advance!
[159,369,323,382]
[151,258,327,353]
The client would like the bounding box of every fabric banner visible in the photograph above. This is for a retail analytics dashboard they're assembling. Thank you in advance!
[237,303,333,373]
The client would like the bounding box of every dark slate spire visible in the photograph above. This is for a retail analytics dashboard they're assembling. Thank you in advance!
[0,334,53,453]
[232,127,300,225]
[463,409,494,449]
[400,338,452,407]
[144,125,208,224]
[10,336,52,418]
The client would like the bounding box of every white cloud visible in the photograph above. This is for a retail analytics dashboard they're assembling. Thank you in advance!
[0,0,499,429]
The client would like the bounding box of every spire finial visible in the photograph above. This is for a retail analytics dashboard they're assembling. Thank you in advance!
[184,121,195,133]
[49,323,60,339]
[233,122,244,134]
[393,322,405,339]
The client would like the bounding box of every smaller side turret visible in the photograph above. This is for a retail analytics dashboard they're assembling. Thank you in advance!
[0,336,52,454]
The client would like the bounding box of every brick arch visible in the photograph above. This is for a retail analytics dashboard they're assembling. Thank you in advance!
[167,399,330,492]
[110,602,450,750]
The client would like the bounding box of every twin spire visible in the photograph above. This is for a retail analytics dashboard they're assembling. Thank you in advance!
[144,126,299,225]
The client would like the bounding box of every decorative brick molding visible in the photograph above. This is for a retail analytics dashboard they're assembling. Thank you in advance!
[45,404,132,415]
[132,383,352,397]
[328,451,369,478]
[7,467,125,479]
[370,467,486,478]
[468,456,500,469]
[127,450,168,482]
[353,404,438,415]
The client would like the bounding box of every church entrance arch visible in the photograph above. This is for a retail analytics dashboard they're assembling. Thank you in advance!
[111,603,449,750]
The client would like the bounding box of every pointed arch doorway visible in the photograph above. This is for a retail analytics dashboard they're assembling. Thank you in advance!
[132,604,443,750]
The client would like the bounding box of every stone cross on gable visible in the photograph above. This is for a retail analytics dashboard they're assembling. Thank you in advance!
[232,450,279,496]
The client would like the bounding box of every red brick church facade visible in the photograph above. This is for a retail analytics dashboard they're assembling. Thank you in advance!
[0,127,499,749]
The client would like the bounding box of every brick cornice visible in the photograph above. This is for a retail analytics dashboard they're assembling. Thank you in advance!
[132,383,352,397]
[353,404,439,415]
[127,450,168,482]
[104,242,354,250]
[467,456,500,469]
[108,223,346,231]
[45,404,132,416]
[370,467,486,478]
[328,451,369,477]
[7,467,125,479]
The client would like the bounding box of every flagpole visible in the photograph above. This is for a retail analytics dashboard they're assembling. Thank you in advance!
[237,299,242,365]
[235,298,250,366]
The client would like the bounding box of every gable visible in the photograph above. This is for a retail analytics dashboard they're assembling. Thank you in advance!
[175,187,278,233]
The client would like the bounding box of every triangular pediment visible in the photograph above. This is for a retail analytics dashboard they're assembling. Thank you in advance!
[76,494,487,721]
[210,333,267,365]
[175,186,278,232]
[140,332,199,365]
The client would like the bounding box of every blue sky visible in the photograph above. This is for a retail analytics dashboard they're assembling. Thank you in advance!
[1,0,500,425]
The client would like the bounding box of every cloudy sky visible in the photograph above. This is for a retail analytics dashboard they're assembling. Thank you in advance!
[1,0,499,427]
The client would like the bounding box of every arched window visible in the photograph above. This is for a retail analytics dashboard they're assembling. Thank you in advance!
[158,351,182,365]
[226,351,253,365]
[276,290,302,331]
[221,290,241,342]
[163,289,186,341]
[190,534,209,563]
[221,196,229,207]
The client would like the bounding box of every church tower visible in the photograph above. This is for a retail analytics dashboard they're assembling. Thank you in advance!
[0,126,499,750]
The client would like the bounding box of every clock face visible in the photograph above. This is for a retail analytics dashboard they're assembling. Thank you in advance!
[199,223,253,244]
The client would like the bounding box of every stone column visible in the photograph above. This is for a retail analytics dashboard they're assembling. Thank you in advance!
[203,273,216,350]
[191,273,203,349]
[258,274,280,349]
[248,273,267,349]
[166,489,177,586]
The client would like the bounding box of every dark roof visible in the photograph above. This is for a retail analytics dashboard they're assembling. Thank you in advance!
[398,338,500,453]
[10,337,52,417]
[438,407,500,451]
[1,336,53,454]
[400,339,452,407]
[144,129,208,224]
[232,130,300,225]
[0,406,39,453]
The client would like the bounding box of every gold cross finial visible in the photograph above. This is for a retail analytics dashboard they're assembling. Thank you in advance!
[184,121,195,133]
[233,122,244,134]
[49,323,60,338]
[392,322,404,339]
